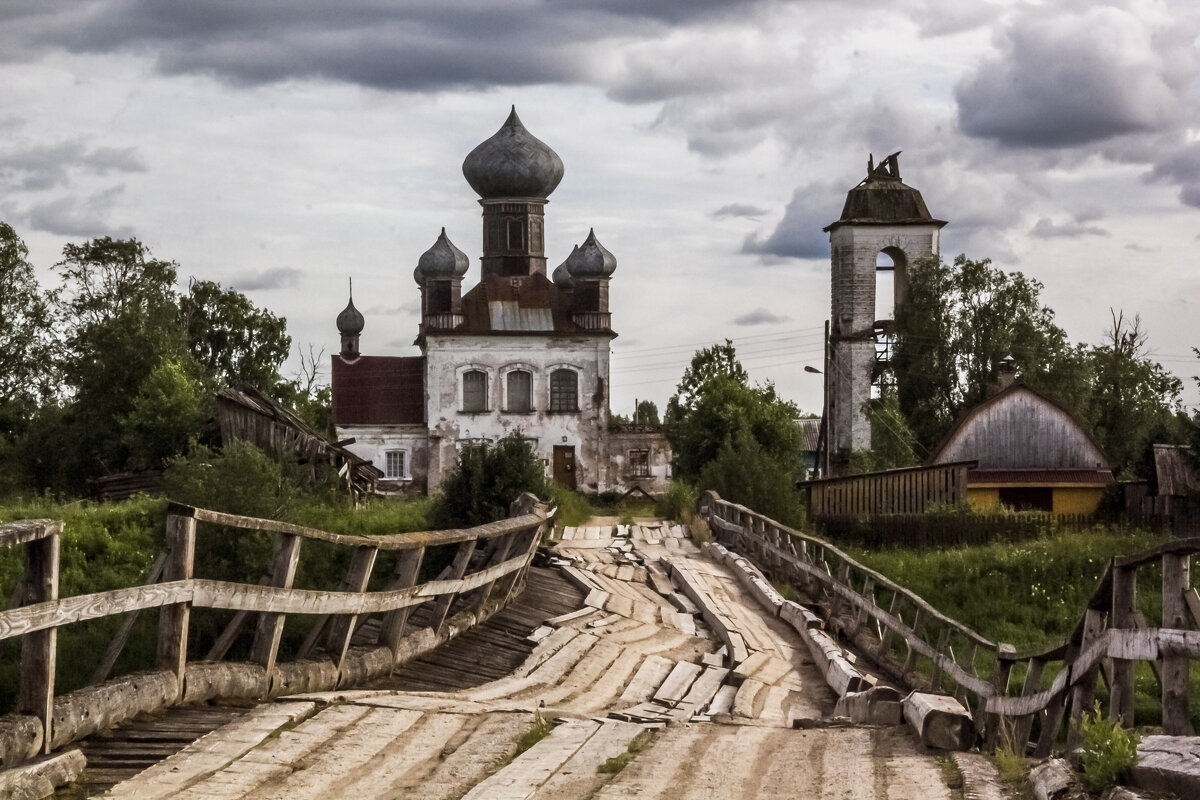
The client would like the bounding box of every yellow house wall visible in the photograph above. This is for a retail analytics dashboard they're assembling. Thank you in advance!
[967,485,1105,515]
[967,487,1000,511]
[1052,487,1105,515]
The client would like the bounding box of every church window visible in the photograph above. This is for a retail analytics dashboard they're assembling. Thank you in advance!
[506,370,532,412]
[462,370,488,412]
[628,449,650,477]
[549,369,578,412]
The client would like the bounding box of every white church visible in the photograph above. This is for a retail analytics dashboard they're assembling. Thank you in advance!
[330,109,671,495]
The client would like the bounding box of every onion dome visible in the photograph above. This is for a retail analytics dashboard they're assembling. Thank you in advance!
[564,229,617,278]
[462,107,565,199]
[337,282,365,335]
[552,247,578,288]
[414,228,469,284]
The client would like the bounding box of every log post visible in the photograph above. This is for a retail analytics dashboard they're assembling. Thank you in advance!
[429,539,475,633]
[470,531,516,615]
[326,545,379,669]
[982,644,1015,751]
[1161,551,1192,735]
[1011,657,1045,754]
[1067,608,1107,751]
[156,513,195,703]
[1110,564,1137,727]
[250,532,301,680]
[18,523,60,755]
[379,546,425,659]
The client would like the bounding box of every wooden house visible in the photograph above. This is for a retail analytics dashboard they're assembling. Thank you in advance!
[925,382,1113,514]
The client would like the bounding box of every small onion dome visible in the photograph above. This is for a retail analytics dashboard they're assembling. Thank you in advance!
[552,247,579,288]
[462,106,564,199]
[414,227,469,284]
[565,229,616,278]
[337,286,365,335]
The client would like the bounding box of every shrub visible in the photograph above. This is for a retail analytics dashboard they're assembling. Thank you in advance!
[655,480,698,523]
[698,431,805,528]
[548,485,594,528]
[433,432,551,528]
[1077,702,1140,792]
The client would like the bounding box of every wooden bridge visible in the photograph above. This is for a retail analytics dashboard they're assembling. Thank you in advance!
[1,493,1197,798]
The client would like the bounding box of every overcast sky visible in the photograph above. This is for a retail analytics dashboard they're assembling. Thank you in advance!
[2,0,1198,416]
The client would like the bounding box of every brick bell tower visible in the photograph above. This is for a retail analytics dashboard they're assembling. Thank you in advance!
[822,152,944,476]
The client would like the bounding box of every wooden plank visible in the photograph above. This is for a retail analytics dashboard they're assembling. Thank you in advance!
[0,519,59,549]
[92,551,168,685]
[326,545,379,669]
[0,581,194,641]
[250,531,301,676]
[430,540,475,633]
[18,530,59,755]
[178,503,546,551]
[156,514,196,701]
[1161,552,1192,735]
[378,547,425,654]
[653,661,703,707]
[618,655,674,704]
[904,692,974,751]
[708,684,738,716]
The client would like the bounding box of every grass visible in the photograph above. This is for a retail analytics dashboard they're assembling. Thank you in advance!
[846,525,1200,730]
[597,729,653,774]
[510,710,553,762]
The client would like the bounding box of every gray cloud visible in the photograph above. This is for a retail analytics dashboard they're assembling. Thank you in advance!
[1029,217,1109,239]
[733,307,789,326]
[0,139,146,191]
[232,266,302,291]
[742,182,841,261]
[1146,142,1200,208]
[956,6,1187,148]
[22,185,134,238]
[0,1,741,91]
[712,203,769,219]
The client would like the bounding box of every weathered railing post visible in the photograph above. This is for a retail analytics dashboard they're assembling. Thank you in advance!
[430,540,475,633]
[157,511,195,702]
[18,521,60,754]
[326,544,379,669]
[251,532,301,679]
[1161,551,1193,735]
[1066,608,1107,751]
[379,546,425,661]
[1109,563,1137,726]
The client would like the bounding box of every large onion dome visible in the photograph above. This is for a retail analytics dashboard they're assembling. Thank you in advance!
[564,229,617,278]
[462,107,565,199]
[413,228,469,284]
[337,282,365,335]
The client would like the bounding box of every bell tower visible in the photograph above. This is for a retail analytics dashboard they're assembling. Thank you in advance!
[822,152,945,475]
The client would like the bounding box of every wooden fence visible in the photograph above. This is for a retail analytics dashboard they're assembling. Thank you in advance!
[804,461,974,518]
[0,495,552,766]
[701,491,1200,755]
[816,511,1105,549]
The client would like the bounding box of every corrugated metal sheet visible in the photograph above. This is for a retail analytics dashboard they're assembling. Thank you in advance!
[797,418,820,452]
[1154,444,1200,496]
[488,301,554,331]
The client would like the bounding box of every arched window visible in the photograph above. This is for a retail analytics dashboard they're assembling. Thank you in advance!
[462,370,488,412]
[875,247,909,322]
[549,369,578,412]
[506,370,532,412]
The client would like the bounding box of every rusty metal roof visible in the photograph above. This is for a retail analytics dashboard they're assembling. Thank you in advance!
[968,469,1114,485]
[451,273,603,335]
[331,355,425,425]
[824,152,946,232]
[797,418,820,451]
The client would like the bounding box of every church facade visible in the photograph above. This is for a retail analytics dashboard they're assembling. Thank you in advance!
[330,109,670,495]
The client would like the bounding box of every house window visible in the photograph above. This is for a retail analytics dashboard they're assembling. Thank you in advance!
[549,368,578,412]
[506,370,532,412]
[384,450,407,480]
[629,449,650,477]
[462,370,487,412]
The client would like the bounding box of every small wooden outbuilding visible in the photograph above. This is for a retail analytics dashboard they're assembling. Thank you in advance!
[925,382,1113,514]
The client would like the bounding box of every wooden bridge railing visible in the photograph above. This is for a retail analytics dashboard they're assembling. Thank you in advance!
[0,494,552,766]
[701,491,1200,755]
